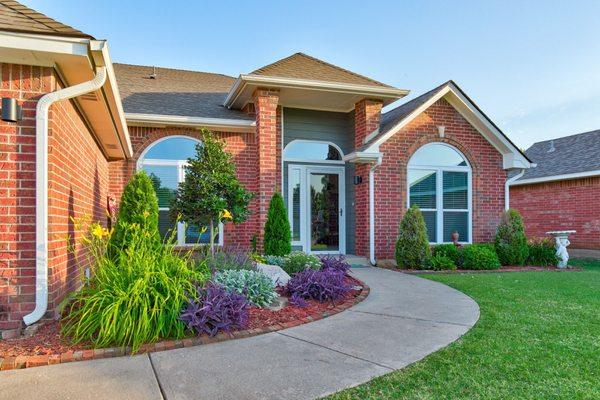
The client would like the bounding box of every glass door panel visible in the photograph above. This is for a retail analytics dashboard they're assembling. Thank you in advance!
[310,172,340,252]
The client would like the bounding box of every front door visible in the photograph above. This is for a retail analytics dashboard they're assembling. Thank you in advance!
[287,165,345,254]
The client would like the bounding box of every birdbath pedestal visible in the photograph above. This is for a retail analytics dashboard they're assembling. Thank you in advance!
[546,230,576,268]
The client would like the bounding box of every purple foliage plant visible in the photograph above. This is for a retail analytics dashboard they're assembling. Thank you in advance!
[180,283,250,336]
[318,254,351,274]
[285,268,352,307]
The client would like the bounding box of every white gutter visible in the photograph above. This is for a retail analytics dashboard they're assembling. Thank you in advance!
[23,67,107,326]
[125,113,256,132]
[510,169,599,186]
[504,168,525,211]
[369,156,383,266]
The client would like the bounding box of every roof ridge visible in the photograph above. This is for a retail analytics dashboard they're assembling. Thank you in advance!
[251,52,393,88]
[113,62,236,79]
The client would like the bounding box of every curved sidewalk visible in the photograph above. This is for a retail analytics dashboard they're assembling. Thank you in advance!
[0,267,479,400]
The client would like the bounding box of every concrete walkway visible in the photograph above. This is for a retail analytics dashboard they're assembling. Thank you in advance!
[0,267,479,400]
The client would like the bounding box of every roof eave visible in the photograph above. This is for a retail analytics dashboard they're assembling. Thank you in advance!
[125,113,256,133]
[511,169,600,186]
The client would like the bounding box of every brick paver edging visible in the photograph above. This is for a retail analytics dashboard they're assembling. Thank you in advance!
[0,280,370,371]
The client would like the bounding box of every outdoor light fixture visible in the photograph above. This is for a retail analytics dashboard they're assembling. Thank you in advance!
[437,125,445,138]
[354,175,363,185]
[1,98,22,122]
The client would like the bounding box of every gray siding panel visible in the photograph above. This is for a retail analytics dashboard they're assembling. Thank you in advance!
[282,108,356,254]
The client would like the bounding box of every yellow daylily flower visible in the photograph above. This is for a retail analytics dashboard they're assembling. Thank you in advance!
[91,224,105,238]
[221,209,233,220]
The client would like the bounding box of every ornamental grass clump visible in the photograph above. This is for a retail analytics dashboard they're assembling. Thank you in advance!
[494,209,529,266]
[282,251,322,275]
[203,245,255,272]
[527,237,559,266]
[62,222,210,353]
[395,206,430,269]
[180,283,250,337]
[214,269,277,308]
[318,255,351,274]
[285,268,352,307]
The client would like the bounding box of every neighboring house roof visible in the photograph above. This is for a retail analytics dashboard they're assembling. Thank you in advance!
[0,0,93,38]
[516,129,600,182]
[250,52,393,88]
[113,63,253,120]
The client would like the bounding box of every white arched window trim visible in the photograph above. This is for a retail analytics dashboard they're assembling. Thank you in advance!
[407,142,472,244]
[283,139,345,164]
[137,135,223,247]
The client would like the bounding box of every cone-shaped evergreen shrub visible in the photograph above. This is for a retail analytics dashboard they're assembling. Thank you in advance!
[494,209,529,266]
[263,192,291,256]
[109,171,160,252]
[395,206,430,269]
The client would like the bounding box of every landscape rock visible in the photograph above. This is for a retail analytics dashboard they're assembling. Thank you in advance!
[256,263,291,287]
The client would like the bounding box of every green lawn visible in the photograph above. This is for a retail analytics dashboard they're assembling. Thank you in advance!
[328,259,600,400]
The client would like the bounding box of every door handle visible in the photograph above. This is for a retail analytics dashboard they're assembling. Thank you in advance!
[339,208,343,217]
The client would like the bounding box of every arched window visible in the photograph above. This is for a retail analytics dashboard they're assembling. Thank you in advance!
[407,143,471,243]
[137,136,221,246]
[283,140,344,163]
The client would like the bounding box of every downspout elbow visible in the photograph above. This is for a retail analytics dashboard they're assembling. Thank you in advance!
[23,66,107,326]
[368,157,382,266]
[504,168,525,211]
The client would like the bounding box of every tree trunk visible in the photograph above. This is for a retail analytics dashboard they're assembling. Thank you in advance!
[209,218,215,256]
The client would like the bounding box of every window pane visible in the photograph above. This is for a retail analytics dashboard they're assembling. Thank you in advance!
[409,170,436,209]
[284,141,341,161]
[185,224,212,244]
[291,169,301,241]
[143,165,178,207]
[409,144,467,167]
[443,171,468,209]
[158,210,176,240]
[145,137,198,160]
[443,211,468,242]
[422,210,437,243]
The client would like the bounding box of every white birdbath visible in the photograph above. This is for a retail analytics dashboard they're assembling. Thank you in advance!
[546,230,576,268]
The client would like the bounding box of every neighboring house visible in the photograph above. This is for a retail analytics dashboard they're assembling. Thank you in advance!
[510,130,600,250]
[0,1,532,334]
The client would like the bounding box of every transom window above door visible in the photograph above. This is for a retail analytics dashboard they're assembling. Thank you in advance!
[283,140,344,163]
[137,136,222,246]
[407,143,471,244]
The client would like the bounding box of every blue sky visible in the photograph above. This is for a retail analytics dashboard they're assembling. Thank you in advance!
[25,0,600,149]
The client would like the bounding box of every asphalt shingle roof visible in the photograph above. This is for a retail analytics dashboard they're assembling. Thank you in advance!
[250,52,393,88]
[0,0,92,38]
[519,130,600,180]
[113,63,252,120]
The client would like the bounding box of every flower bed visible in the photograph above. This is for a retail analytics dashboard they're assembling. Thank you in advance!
[0,276,368,371]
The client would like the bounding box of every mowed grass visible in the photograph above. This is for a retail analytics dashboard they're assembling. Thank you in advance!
[328,259,600,400]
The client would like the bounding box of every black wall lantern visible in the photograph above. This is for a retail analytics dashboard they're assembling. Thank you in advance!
[1,98,22,123]
[353,175,363,185]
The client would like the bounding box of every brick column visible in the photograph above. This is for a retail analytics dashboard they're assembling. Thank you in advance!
[253,88,280,251]
[353,99,382,257]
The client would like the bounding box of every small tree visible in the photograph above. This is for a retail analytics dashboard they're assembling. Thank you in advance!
[109,171,160,252]
[494,208,529,266]
[395,206,430,269]
[170,129,253,254]
[263,192,291,256]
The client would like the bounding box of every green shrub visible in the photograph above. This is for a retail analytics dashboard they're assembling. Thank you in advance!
[462,244,501,270]
[395,206,431,269]
[62,221,209,353]
[250,253,267,264]
[282,251,322,275]
[109,171,160,254]
[432,244,463,267]
[201,246,254,272]
[265,255,286,267]
[494,209,529,266]
[263,192,292,256]
[214,270,277,308]
[428,254,457,271]
[527,237,558,267]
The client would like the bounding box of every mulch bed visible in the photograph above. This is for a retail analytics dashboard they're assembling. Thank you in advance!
[0,276,368,370]
[389,265,583,274]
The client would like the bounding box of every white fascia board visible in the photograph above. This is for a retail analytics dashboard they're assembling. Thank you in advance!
[0,31,90,59]
[511,170,600,186]
[223,74,409,108]
[125,113,256,132]
[343,151,383,163]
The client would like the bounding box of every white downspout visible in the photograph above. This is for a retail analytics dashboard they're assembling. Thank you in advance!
[23,67,107,326]
[368,156,382,266]
[504,168,525,211]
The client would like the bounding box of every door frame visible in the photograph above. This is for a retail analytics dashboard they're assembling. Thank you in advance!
[287,164,346,254]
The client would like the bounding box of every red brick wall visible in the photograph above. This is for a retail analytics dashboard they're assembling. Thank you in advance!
[365,98,507,260]
[109,126,260,250]
[510,177,600,249]
[0,63,109,331]
[353,100,383,257]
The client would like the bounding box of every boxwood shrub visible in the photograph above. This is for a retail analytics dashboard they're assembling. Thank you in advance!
[431,244,463,268]
[462,244,501,270]
[395,206,430,269]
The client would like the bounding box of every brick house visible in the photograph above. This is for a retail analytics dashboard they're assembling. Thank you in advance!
[510,130,600,251]
[0,1,532,334]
